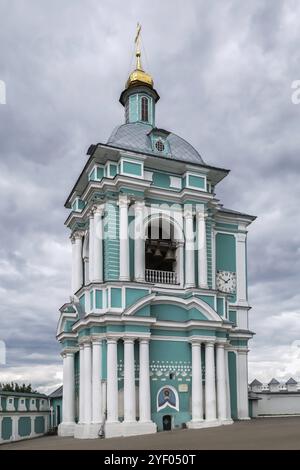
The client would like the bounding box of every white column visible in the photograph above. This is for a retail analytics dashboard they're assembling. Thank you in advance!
[237,349,249,419]
[191,342,203,422]
[124,338,136,423]
[184,208,195,288]
[88,211,94,282]
[139,339,151,422]
[92,340,102,424]
[93,206,104,282]
[119,195,130,281]
[83,342,92,424]
[197,209,208,289]
[79,344,85,423]
[216,343,227,421]
[74,232,84,292]
[205,342,217,421]
[71,237,76,293]
[134,201,145,282]
[83,257,89,285]
[236,232,247,305]
[106,338,119,422]
[62,352,75,424]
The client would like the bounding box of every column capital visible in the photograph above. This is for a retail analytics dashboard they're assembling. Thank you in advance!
[205,340,215,347]
[183,208,194,219]
[92,338,102,346]
[139,338,150,345]
[216,342,225,350]
[236,232,247,243]
[83,341,92,349]
[196,210,208,220]
[94,204,105,215]
[65,351,75,357]
[73,230,85,240]
[134,199,145,210]
[190,340,202,346]
[123,337,136,344]
[118,194,129,208]
[79,343,84,350]
[106,336,119,344]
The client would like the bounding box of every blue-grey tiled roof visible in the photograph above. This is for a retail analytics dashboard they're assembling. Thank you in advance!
[48,385,63,398]
[107,123,205,165]
[286,377,297,385]
[250,379,262,386]
[269,378,280,385]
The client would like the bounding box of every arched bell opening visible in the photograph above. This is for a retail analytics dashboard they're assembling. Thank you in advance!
[145,214,180,285]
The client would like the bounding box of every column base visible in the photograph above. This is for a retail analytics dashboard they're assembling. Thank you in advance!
[119,276,130,282]
[238,416,251,420]
[104,421,123,438]
[199,283,208,289]
[187,419,222,429]
[74,423,103,439]
[122,420,157,437]
[220,418,234,425]
[58,422,75,437]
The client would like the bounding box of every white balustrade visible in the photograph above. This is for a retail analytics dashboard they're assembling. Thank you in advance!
[145,269,177,284]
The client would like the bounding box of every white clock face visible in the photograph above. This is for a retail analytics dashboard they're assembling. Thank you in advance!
[216,271,236,293]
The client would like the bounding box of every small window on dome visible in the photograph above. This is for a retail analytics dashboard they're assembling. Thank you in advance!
[155,140,165,152]
[141,96,149,122]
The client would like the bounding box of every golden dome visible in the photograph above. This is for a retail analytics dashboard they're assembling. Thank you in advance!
[126,66,153,89]
[126,24,154,90]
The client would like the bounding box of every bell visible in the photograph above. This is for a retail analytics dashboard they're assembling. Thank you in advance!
[146,245,153,255]
[153,245,163,258]
[165,246,176,261]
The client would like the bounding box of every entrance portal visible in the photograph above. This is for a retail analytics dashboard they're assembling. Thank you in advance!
[162,415,172,431]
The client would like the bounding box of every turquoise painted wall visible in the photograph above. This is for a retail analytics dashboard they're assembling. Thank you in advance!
[95,289,103,308]
[217,297,224,316]
[127,92,154,125]
[216,233,236,272]
[206,215,213,288]
[149,340,191,430]
[228,351,238,419]
[188,174,205,189]
[104,202,119,280]
[111,288,122,308]
[150,304,207,322]
[123,161,142,176]
[229,310,237,325]
[125,288,149,307]
[152,171,170,189]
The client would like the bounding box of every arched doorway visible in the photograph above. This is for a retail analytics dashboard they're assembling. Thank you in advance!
[162,415,172,431]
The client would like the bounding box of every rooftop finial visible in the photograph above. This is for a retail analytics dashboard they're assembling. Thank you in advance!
[135,22,143,70]
[124,24,154,90]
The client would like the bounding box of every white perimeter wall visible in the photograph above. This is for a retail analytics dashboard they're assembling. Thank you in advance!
[253,394,300,417]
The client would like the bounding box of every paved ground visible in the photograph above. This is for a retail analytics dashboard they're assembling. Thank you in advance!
[1,417,300,450]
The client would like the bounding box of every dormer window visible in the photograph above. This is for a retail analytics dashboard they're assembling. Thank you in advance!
[141,96,149,122]
[155,139,165,152]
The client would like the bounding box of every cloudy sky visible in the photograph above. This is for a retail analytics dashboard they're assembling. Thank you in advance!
[0,0,300,394]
